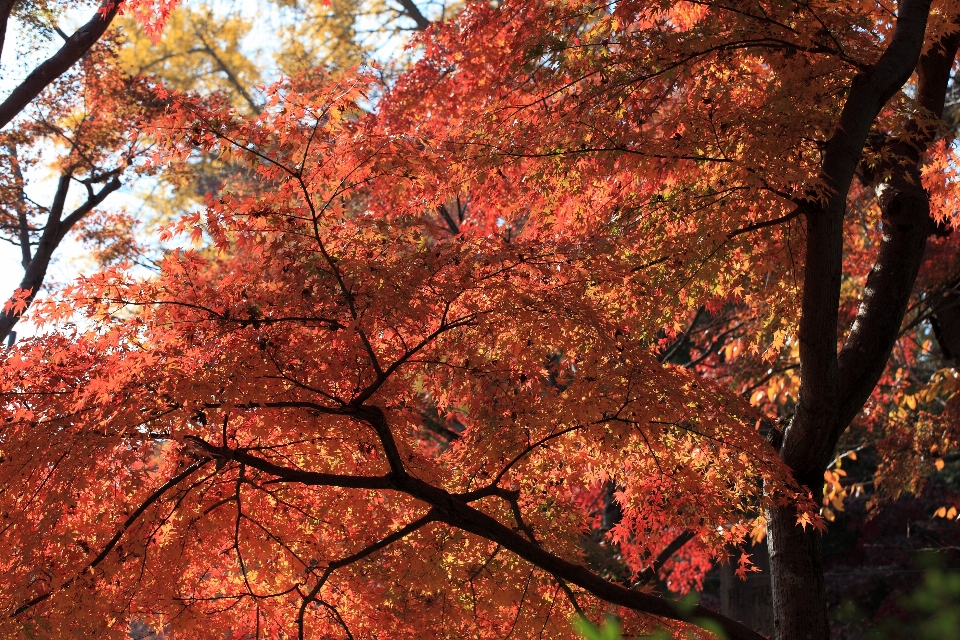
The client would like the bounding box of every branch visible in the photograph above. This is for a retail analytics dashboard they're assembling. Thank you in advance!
[184,414,762,640]
[10,460,208,618]
[395,0,431,30]
[634,530,695,585]
[355,405,408,479]
[5,144,32,266]
[0,0,120,130]
[0,0,13,59]
[349,309,479,405]
[195,31,261,115]
[182,436,393,490]
[56,176,121,244]
[393,473,764,640]
[0,175,121,343]
[726,206,801,239]
[489,424,583,488]
[836,32,960,430]
[657,307,705,363]
[296,511,437,640]
[438,203,460,234]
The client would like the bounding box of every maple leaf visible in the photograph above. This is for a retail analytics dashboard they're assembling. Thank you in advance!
[2,2,960,640]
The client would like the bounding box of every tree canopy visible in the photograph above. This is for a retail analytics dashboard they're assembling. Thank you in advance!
[1,1,960,639]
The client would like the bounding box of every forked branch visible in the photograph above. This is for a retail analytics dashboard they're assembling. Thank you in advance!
[182,425,763,640]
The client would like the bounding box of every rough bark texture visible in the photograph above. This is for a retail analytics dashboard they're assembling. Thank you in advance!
[768,2,958,638]
[768,504,830,639]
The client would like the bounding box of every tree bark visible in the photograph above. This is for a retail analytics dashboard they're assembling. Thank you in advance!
[769,501,829,640]
[930,278,960,362]
[396,0,431,31]
[767,2,958,638]
[0,0,17,61]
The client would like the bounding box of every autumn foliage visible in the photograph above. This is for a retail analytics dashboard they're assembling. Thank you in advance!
[2,0,960,639]
[0,69,807,638]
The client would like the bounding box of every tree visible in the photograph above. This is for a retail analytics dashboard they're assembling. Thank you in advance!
[0,39,169,342]
[0,0,122,131]
[0,0,181,342]
[0,71,806,639]
[379,1,960,637]
[0,0,441,342]
[103,0,441,273]
[3,1,960,639]
[117,5,265,115]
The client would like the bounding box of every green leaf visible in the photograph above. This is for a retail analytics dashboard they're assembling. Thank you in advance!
[694,617,729,640]
[573,614,622,640]
[673,591,700,616]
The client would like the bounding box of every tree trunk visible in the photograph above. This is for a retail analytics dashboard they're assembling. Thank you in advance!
[761,2,951,639]
[930,280,960,363]
[0,175,121,344]
[722,540,775,636]
[768,504,828,640]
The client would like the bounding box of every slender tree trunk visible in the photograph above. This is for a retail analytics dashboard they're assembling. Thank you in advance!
[0,0,120,130]
[0,175,121,344]
[0,0,17,61]
[722,540,774,635]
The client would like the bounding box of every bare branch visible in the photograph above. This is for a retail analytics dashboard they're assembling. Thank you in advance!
[395,0,431,30]
[182,436,394,490]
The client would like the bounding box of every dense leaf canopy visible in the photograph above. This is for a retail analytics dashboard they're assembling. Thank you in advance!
[2,1,960,639]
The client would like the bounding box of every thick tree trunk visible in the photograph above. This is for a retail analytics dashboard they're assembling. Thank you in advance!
[763,2,951,639]
[768,502,828,640]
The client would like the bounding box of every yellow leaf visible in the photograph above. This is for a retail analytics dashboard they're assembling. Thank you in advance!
[935,507,947,518]
[750,516,767,545]
[770,330,785,351]
[847,451,857,461]
[936,458,945,471]
[905,395,917,410]
[949,507,958,519]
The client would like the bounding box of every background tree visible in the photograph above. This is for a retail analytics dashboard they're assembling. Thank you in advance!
[101,0,442,264]
[0,40,167,342]
[0,0,441,341]
[0,0,122,130]
[0,0,182,341]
